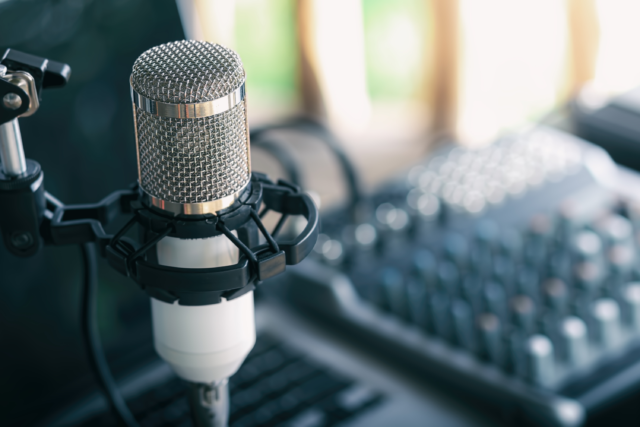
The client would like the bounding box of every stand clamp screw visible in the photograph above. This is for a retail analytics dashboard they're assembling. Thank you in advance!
[11,231,33,249]
[3,93,22,110]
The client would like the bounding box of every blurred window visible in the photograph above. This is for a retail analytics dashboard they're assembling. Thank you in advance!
[362,0,429,102]
[592,0,640,96]
[214,0,640,145]
[457,0,569,146]
[235,0,298,111]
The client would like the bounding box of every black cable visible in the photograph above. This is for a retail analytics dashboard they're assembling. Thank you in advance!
[80,243,140,427]
[290,117,361,211]
[251,116,364,223]
[252,138,304,188]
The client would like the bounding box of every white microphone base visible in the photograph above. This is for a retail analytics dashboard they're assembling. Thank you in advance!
[151,234,256,384]
[151,292,256,384]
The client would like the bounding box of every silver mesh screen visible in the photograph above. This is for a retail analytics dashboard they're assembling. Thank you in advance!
[136,103,250,204]
[131,40,245,103]
[131,40,250,204]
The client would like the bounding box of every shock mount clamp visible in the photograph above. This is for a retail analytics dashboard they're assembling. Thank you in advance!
[0,49,320,306]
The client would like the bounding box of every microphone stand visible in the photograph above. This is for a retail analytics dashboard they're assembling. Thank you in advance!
[0,49,319,427]
[189,381,230,427]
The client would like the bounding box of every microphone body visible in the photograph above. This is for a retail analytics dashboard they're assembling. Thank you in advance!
[129,40,255,426]
[152,235,256,384]
[153,234,252,427]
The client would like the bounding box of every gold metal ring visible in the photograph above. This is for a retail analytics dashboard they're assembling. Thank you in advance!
[140,183,248,216]
[130,78,245,119]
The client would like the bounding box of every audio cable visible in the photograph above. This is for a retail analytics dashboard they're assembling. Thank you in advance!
[80,243,139,427]
[252,136,304,188]
[251,116,364,223]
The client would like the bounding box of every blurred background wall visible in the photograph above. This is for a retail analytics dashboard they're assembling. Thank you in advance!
[174,0,640,179]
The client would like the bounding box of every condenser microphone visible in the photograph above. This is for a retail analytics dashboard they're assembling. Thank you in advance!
[130,40,254,427]
[0,40,318,427]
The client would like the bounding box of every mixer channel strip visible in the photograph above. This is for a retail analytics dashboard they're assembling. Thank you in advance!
[283,128,640,427]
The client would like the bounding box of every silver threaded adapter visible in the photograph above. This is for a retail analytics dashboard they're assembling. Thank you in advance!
[130,40,251,215]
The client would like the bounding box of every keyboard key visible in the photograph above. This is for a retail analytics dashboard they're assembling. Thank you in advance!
[542,278,569,314]
[282,374,350,410]
[380,268,407,317]
[507,331,526,378]
[412,249,437,290]
[406,278,430,329]
[430,292,451,340]
[525,335,555,388]
[511,295,536,334]
[443,232,468,269]
[499,228,523,259]
[246,334,279,359]
[472,220,499,275]
[475,219,499,249]
[352,223,377,251]
[279,388,304,412]
[253,400,285,425]
[529,214,554,242]
[233,413,259,427]
[492,255,515,291]
[478,313,503,366]
[592,298,621,348]
[451,299,475,351]
[557,199,583,242]
[462,276,484,313]
[622,283,640,331]
[574,261,602,294]
[483,282,507,320]
[234,348,291,389]
[517,268,539,300]
[597,214,633,245]
[151,378,184,403]
[573,230,602,261]
[559,316,589,367]
[140,411,165,427]
[547,251,572,282]
[538,313,560,345]
[284,409,326,427]
[266,360,319,394]
[162,398,188,424]
[232,386,264,413]
[335,384,379,412]
[437,261,459,295]
[524,215,553,266]
[608,244,635,276]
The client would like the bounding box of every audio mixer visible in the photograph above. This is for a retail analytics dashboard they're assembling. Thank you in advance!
[282,127,640,427]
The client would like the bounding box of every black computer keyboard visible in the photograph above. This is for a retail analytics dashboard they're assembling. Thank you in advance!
[282,127,640,427]
[82,334,384,427]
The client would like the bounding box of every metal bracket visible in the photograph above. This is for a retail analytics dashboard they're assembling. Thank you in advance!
[104,174,319,305]
[0,71,29,125]
[20,173,319,305]
[0,48,72,126]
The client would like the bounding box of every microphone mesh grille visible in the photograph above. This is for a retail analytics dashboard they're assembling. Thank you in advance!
[131,40,245,103]
[136,103,250,204]
[131,40,251,206]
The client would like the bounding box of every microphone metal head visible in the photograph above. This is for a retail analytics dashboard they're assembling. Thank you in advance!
[130,40,251,215]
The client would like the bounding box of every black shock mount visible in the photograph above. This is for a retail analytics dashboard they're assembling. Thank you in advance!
[0,49,319,306]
